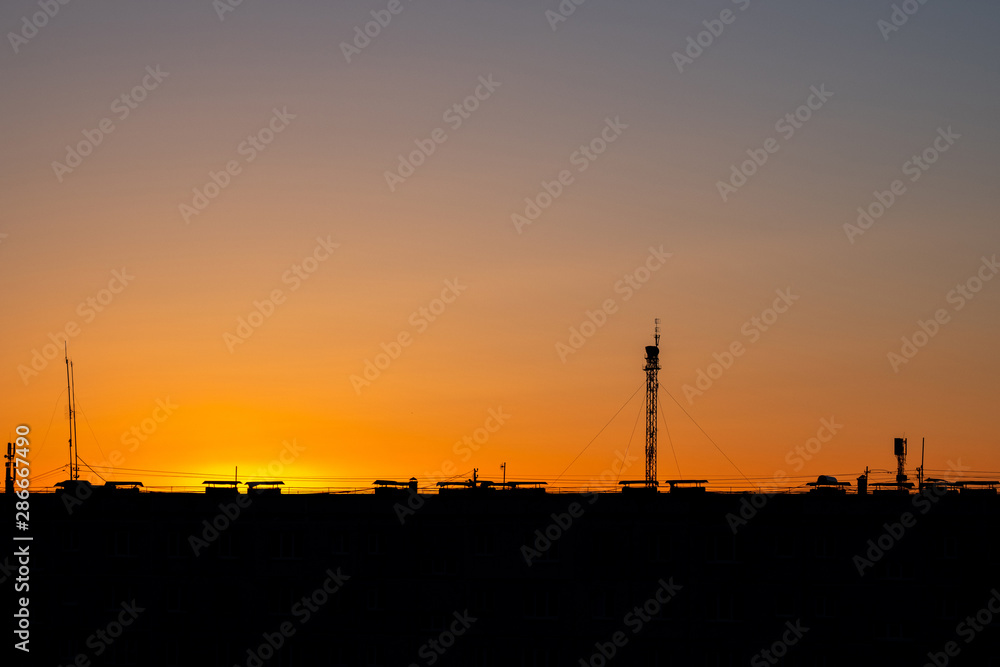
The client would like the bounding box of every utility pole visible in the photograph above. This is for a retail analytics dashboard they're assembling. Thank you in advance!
[919,437,925,490]
[4,441,15,495]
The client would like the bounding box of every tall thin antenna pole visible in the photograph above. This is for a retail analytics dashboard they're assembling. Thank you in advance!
[644,319,661,486]
[65,343,74,481]
[70,359,79,481]
[920,437,925,490]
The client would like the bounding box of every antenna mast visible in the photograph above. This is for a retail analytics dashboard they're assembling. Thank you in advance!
[70,359,79,481]
[894,437,907,491]
[65,344,74,481]
[64,343,81,481]
[644,319,661,486]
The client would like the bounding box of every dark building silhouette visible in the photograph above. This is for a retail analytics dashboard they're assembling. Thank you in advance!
[8,480,1000,666]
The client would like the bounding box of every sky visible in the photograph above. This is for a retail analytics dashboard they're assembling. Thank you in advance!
[3,0,999,492]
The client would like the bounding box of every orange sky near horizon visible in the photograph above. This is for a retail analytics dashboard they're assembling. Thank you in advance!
[3,0,999,491]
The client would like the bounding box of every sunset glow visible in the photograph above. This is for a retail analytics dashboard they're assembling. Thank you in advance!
[4,0,999,493]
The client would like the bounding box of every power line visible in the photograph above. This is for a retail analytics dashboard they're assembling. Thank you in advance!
[658,391,681,479]
[616,394,645,484]
[76,408,108,467]
[661,387,754,488]
[555,382,644,481]
[35,387,67,457]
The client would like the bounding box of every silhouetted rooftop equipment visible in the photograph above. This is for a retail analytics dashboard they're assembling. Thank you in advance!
[663,479,708,492]
[499,481,547,489]
[807,475,850,487]
[807,475,850,494]
[954,480,999,495]
[55,480,92,493]
[894,437,908,488]
[373,478,419,494]
[102,481,143,492]
[435,468,517,491]
[202,480,241,495]
[247,481,283,495]
[437,480,496,489]
[619,479,659,495]
[870,482,914,495]
[433,478,548,492]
